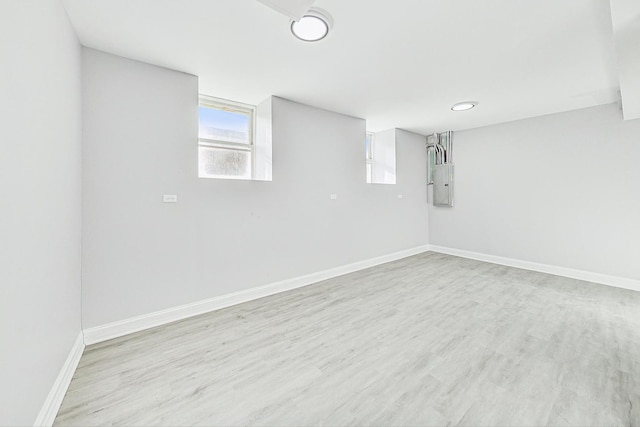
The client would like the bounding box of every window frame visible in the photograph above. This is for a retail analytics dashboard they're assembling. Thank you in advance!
[365,131,375,183]
[198,95,257,180]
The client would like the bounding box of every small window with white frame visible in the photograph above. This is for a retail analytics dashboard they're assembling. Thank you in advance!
[366,129,396,184]
[198,95,256,180]
[365,131,374,183]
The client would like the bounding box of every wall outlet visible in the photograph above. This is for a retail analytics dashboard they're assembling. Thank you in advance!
[163,195,178,203]
[398,194,404,199]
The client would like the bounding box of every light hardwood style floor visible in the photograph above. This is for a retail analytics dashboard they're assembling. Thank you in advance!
[55,252,640,426]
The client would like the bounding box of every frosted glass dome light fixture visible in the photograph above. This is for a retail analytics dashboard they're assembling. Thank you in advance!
[291,8,333,42]
[451,101,478,111]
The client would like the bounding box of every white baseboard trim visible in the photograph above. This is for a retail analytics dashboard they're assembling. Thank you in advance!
[34,332,85,427]
[83,245,431,345]
[429,245,640,293]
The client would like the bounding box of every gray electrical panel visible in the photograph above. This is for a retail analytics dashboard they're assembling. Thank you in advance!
[433,164,454,207]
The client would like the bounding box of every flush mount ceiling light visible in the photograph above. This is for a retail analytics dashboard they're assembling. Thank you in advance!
[451,101,478,111]
[290,8,333,42]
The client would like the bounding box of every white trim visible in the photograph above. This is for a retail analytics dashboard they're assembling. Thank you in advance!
[198,94,256,114]
[198,94,257,180]
[429,245,640,293]
[34,333,85,427]
[83,245,431,345]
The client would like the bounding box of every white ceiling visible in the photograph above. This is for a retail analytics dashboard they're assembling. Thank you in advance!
[63,0,620,134]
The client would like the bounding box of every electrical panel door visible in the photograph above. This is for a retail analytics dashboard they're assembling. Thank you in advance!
[433,164,454,207]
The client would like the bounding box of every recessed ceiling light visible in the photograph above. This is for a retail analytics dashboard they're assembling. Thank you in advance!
[451,101,478,111]
[291,8,333,42]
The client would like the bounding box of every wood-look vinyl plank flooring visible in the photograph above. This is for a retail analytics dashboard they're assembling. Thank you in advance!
[54,252,640,426]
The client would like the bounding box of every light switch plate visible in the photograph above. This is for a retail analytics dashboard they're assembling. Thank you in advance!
[163,195,178,203]
[330,194,338,200]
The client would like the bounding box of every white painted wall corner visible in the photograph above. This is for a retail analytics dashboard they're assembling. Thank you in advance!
[34,333,85,427]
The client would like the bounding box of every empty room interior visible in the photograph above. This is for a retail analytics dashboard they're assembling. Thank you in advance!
[2,0,640,426]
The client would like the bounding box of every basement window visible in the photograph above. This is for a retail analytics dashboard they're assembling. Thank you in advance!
[365,132,374,183]
[366,129,396,184]
[198,96,256,180]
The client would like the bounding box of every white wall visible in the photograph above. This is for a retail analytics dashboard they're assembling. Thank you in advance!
[81,49,428,328]
[0,1,82,425]
[610,0,640,120]
[429,103,640,280]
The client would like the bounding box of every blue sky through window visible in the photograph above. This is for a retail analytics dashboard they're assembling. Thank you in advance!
[199,106,250,144]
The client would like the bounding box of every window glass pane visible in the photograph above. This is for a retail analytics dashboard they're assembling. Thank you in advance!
[198,146,251,179]
[371,130,396,184]
[365,133,373,159]
[199,106,250,144]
